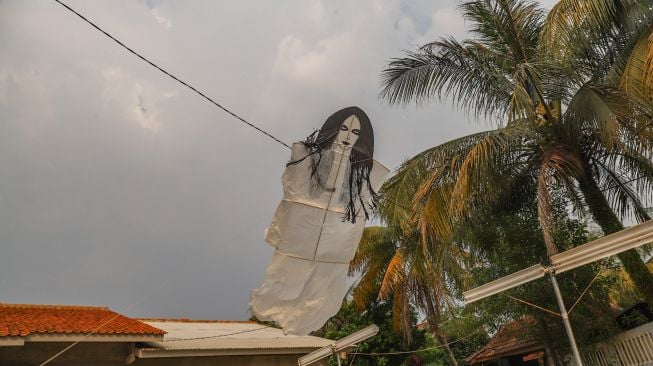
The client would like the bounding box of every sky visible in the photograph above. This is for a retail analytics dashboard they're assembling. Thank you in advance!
[0,0,553,320]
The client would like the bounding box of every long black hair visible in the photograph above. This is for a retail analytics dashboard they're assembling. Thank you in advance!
[288,106,377,223]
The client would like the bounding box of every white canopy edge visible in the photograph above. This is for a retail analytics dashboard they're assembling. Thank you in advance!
[463,264,547,303]
[551,220,653,273]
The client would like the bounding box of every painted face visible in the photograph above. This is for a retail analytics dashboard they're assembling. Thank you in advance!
[335,115,361,150]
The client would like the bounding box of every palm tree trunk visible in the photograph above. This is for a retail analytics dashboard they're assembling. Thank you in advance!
[577,173,653,305]
[431,325,459,366]
[424,296,458,366]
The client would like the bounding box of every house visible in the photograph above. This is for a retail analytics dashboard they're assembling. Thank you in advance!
[466,316,653,366]
[0,302,335,366]
[465,318,551,366]
[0,303,165,366]
[132,318,334,366]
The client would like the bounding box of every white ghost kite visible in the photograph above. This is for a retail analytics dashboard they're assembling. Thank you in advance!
[251,107,389,335]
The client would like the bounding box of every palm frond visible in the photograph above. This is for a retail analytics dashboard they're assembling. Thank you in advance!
[620,24,653,106]
[536,144,585,256]
[541,0,621,58]
[593,158,651,222]
[391,286,412,341]
[350,227,398,310]
[380,129,516,227]
[587,140,653,222]
[378,251,406,300]
[450,125,532,215]
[460,0,544,61]
[563,84,643,149]
[380,38,514,120]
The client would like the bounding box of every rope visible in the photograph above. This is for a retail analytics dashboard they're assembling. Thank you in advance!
[502,294,561,317]
[38,280,172,366]
[53,0,291,149]
[568,270,603,314]
[38,311,128,366]
[347,343,361,365]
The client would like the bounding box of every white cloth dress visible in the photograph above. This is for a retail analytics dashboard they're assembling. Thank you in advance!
[250,142,388,335]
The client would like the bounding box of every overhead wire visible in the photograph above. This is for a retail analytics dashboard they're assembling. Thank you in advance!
[52,0,450,220]
[53,0,291,149]
[348,328,484,356]
[161,326,270,342]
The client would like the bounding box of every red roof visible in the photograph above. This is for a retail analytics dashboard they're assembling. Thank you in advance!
[466,317,542,364]
[0,303,165,337]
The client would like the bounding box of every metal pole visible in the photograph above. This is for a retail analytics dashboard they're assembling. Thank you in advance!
[335,352,342,366]
[550,273,584,366]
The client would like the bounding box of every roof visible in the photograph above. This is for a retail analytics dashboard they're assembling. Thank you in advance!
[466,318,542,364]
[137,320,334,357]
[0,303,165,337]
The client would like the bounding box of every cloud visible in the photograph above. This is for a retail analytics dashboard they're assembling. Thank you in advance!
[150,8,172,29]
[272,33,353,83]
[102,67,162,132]
[430,6,467,39]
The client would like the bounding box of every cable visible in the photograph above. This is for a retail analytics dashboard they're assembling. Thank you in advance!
[53,0,291,149]
[39,280,173,366]
[161,326,269,342]
[56,0,431,209]
[348,328,483,356]
[39,311,127,366]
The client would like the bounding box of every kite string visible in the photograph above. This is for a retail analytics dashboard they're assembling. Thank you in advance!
[53,0,653,191]
[312,146,349,261]
[53,0,291,149]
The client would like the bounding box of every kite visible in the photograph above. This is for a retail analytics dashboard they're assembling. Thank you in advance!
[250,106,389,335]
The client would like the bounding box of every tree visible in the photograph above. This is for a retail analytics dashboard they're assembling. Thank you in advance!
[379,0,653,304]
[320,298,434,366]
[457,188,622,355]
[350,226,465,365]
[354,183,621,363]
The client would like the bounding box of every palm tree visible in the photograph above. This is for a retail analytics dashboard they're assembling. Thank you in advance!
[380,0,653,303]
[350,225,467,366]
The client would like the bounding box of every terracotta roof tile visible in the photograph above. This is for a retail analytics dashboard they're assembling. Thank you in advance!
[0,303,165,337]
[466,317,542,364]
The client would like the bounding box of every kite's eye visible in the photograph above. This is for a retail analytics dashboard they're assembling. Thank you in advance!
[340,125,349,131]
[351,129,360,135]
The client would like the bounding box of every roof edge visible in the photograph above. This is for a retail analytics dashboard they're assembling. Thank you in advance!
[26,333,165,343]
[137,346,325,358]
[139,318,256,324]
[0,303,109,310]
